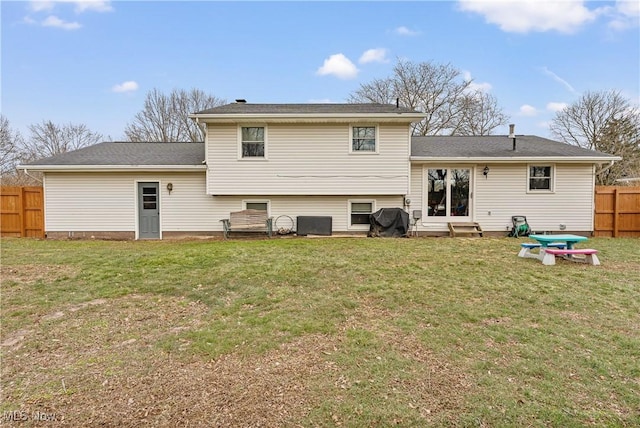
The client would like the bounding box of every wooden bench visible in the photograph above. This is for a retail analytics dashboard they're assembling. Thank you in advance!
[448,222,483,237]
[541,248,600,266]
[220,209,273,239]
[518,242,566,259]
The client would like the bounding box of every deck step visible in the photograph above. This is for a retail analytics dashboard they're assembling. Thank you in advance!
[448,222,483,237]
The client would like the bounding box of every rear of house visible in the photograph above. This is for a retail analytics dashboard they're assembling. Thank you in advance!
[20,102,618,239]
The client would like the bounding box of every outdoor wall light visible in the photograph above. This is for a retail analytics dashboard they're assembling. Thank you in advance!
[167,182,173,194]
[483,166,490,178]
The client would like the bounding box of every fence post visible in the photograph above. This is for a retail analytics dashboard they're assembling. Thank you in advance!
[613,187,619,238]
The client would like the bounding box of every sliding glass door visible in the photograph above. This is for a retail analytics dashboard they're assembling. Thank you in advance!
[426,167,471,219]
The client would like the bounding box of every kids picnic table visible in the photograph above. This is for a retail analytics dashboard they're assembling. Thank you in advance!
[522,234,600,266]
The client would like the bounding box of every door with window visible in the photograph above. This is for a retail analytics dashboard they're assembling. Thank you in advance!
[426,168,471,219]
[138,182,160,239]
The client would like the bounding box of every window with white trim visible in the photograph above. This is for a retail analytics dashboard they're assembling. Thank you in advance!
[528,165,553,191]
[240,126,265,158]
[350,126,377,153]
[349,200,374,228]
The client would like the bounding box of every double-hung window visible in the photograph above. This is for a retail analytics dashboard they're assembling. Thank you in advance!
[349,201,374,228]
[528,165,553,191]
[351,126,377,153]
[241,126,265,158]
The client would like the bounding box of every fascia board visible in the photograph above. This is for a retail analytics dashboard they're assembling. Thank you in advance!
[190,113,426,123]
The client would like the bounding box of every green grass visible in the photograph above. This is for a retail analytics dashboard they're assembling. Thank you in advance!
[1,236,639,426]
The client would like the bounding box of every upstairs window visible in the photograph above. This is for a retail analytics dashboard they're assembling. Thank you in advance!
[351,126,377,153]
[241,126,265,158]
[528,165,553,191]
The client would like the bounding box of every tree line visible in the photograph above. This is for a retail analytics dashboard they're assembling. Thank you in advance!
[1,59,638,186]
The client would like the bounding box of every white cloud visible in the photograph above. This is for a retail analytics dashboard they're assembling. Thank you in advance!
[74,0,112,13]
[359,48,389,64]
[462,71,492,93]
[457,0,600,34]
[546,102,568,112]
[29,1,55,12]
[42,15,82,30]
[519,105,538,117]
[394,26,420,36]
[29,0,112,13]
[541,67,577,94]
[617,0,640,16]
[316,54,359,80]
[608,0,640,30]
[112,81,139,93]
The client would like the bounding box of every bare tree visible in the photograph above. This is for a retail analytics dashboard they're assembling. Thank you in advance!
[595,116,640,185]
[550,90,634,150]
[0,115,24,178]
[550,90,640,185]
[348,59,508,136]
[21,121,102,162]
[124,88,226,142]
[453,91,509,136]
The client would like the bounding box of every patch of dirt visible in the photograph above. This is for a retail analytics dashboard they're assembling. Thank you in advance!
[1,294,471,426]
[0,264,78,285]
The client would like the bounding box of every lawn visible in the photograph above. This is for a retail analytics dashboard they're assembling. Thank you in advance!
[1,236,639,427]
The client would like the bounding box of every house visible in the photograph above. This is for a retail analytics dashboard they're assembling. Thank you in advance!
[20,102,619,239]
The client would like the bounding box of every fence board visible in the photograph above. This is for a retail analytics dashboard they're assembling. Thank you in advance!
[594,186,640,237]
[1,186,44,238]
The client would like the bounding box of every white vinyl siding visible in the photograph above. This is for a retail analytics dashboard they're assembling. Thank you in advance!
[409,163,594,233]
[44,172,218,233]
[474,163,595,232]
[43,171,402,234]
[206,123,410,195]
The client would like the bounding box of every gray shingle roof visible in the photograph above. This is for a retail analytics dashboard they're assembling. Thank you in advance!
[411,135,618,159]
[195,102,421,115]
[24,142,205,166]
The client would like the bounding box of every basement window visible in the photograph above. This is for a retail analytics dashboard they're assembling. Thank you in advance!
[349,200,374,228]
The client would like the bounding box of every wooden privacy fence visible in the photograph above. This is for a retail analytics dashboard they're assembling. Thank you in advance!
[0,186,44,238]
[594,186,640,237]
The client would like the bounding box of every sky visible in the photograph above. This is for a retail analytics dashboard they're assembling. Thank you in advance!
[1,0,639,141]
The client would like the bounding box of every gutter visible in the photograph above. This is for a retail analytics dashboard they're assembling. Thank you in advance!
[17,165,207,173]
[409,156,622,164]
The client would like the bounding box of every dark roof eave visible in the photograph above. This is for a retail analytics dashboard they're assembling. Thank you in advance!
[18,165,207,172]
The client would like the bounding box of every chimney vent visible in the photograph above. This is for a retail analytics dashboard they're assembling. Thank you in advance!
[509,124,517,151]
[235,99,247,104]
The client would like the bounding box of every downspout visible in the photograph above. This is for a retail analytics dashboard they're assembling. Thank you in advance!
[23,168,43,183]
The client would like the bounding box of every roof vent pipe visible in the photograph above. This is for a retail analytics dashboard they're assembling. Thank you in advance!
[396,97,399,108]
[235,99,247,104]
[509,124,516,151]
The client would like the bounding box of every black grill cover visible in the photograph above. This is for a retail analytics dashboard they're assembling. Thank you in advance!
[368,208,409,238]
